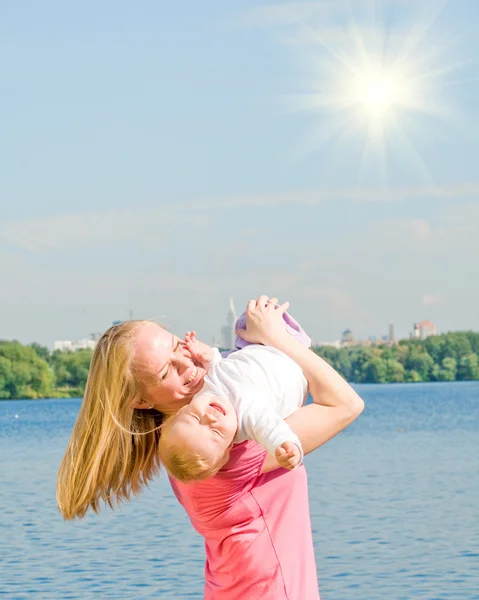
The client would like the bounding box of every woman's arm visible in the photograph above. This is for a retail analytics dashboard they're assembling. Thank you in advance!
[236,296,364,473]
[261,355,363,472]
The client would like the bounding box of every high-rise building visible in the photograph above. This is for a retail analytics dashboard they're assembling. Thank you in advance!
[221,297,237,350]
[388,322,395,343]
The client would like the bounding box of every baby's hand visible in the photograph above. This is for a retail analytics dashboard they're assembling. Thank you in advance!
[275,441,302,470]
[184,331,214,365]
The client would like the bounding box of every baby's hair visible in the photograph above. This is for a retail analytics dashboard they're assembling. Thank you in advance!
[158,416,222,483]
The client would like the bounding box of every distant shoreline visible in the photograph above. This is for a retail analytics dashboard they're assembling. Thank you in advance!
[2,331,478,398]
[3,378,479,402]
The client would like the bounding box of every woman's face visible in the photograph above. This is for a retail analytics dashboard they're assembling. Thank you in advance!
[134,323,207,413]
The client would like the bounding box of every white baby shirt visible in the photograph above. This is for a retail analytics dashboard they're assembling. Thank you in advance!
[202,345,308,461]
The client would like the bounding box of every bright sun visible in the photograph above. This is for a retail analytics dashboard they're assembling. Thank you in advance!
[343,63,415,124]
[362,78,394,113]
[289,17,453,171]
[351,67,411,120]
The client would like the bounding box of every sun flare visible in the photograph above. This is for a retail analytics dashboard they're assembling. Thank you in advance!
[332,57,421,127]
[351,66,415,121]
[288,13,458,178]
[359,76,396,115]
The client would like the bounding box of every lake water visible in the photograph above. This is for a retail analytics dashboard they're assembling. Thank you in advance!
[1,382,478,599]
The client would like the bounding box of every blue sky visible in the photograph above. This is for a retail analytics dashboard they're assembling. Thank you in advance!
[1,0,478,347]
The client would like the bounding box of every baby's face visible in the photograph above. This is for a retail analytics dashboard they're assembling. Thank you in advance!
[167,394,238,466]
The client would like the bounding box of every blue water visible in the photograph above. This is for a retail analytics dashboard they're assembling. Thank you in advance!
[1,382,478,599]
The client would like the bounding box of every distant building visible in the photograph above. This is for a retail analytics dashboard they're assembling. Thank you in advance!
[315,340,341,348]
[341,329,355,347]
[220,298,237,350]
[54,334,100,352]
[388,322,396,343]
[412,320,436,340]
[336,322,399,348]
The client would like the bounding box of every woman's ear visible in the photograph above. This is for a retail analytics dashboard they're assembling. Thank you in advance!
[133,398,154,410]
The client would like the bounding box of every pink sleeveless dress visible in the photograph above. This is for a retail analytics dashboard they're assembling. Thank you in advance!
[169,441,320,600]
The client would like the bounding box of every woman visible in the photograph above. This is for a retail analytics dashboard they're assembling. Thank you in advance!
[57,296,364,599]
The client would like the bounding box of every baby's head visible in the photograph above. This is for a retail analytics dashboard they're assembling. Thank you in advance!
[158,393,238,483]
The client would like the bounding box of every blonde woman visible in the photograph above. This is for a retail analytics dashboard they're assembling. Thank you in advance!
[57,295,364,599]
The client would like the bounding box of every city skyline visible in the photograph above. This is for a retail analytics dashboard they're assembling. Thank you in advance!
[48,298,440,352]
[1,1,478,347]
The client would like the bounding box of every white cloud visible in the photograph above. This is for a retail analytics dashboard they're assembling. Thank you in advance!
[203,182,479,209]
[410,219,432,244]
[1,182,478,254]
[236,2,333,29]
[239,0,425,29]
[2,198,477,346]
[0,208,210,253]
[422,294,444,306]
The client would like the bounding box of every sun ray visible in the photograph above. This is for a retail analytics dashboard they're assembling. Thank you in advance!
[287,111,359,165]
[284,2,464,183]
[390,114,437,185]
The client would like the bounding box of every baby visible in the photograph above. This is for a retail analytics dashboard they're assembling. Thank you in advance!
[158,331,309,483]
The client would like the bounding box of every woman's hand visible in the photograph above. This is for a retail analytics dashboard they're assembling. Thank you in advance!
[236,295,290,347]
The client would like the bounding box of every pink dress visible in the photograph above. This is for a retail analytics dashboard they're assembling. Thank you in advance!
[169,441,321,600]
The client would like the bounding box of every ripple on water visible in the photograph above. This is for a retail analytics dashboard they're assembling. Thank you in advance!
[1,384,479,598]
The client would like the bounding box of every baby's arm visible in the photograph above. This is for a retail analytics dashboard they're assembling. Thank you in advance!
[236,296,364,473]
[241,404,303,470]
[275,442,302,470]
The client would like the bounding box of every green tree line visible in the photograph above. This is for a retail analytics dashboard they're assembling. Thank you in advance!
[313,331,479,384]
[1,331,479,399]
[0,341,93,399]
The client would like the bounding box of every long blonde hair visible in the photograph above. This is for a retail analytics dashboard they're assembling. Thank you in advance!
[56,320,164,520]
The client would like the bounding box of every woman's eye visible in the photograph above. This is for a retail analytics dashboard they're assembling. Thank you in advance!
[161,367,170,380]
